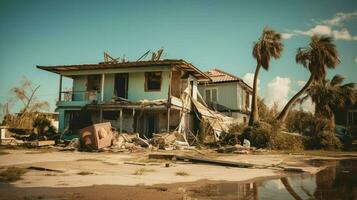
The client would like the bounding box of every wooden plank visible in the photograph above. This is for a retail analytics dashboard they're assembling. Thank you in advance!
[148,153,176,160]
[176,155,254,168]
[28,166,64,173]
[36,140,55,146]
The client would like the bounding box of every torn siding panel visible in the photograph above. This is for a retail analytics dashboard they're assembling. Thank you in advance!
[104,74,115,101]
[73,75,87,101]
[128,71,170,101]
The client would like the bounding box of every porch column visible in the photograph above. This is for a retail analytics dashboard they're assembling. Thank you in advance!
[119,109,123,133]
[167,107,170,133]
[99,108,103,122]
[58,75,63,101]
[101,73,105,101]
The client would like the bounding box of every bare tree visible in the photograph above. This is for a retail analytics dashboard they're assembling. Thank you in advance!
[5,76,49,128]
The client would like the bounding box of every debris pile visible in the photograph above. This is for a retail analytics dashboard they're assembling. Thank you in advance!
[79,122,114,150]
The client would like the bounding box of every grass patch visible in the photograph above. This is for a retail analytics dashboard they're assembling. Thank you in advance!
[102,161,118,165]
[146,186,168,191]
[77,171,94,176]
[0,167,28,182]
[135,157,170,164]
[44,173,57,176]
[24,196,44,200]
[76,158,102,162]
[175,171,190,176]
[0,151,10,155]
[24,149,54,154]
[132,168,156,175]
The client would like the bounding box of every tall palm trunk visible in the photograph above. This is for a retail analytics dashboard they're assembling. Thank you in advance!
[248,63,261,126]
[315,105,336,130]
[277,75,314,122]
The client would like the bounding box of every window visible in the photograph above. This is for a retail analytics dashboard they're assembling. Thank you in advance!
[205,90,211,102]
[205,88,218,103]
[103,111,118,120]
[348,111,357,125]
[87,75,101,91]
[245,91,250,108]
[145,72,162,91]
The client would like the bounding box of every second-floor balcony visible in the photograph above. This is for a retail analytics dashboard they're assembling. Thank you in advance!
[57,90,101,107]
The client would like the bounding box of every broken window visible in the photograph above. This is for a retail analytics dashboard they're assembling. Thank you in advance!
[103,111,118,120]
[205,89,211,103]
[115,73,128,98]
[205,88,217,103]
[87,75,101,91]
[348,111,357,125]
[212,89,217,102]
[245,91,250,108]
[145,72,162,91]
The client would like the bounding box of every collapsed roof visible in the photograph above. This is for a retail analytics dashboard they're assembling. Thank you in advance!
[199,69,252,92]
[37,59,210,81]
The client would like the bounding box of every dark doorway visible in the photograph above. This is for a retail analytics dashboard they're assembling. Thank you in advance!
[145,115,158,138]
[190,80,194,97]
[114,73,128,99]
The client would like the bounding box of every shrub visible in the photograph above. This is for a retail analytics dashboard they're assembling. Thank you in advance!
[0,167,28,182]
[32,116,57,139]
[318,131,342,150]
[304,130,342,150]
[218,123,247,146]
[240,121,303,151]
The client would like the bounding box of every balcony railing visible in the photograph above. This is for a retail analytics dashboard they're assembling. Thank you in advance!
[60,90,101,102]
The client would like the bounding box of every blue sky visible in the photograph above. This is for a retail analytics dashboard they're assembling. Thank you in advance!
[0,0,356,113]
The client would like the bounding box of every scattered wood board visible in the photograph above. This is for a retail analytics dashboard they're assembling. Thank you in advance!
[148,153,254,168]
[28,166,64,173]
[148,153,176,160]
[176,155,254,168]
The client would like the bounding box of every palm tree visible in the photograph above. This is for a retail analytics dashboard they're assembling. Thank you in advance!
[277,35,340,123]
[248,28,284,125]
[300,75,356,129]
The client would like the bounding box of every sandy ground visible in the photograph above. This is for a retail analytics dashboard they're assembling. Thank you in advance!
[0,148,353,200]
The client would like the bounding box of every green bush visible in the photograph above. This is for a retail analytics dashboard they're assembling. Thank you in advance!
[32,116,57,139]
[304,130,342,150]
[240,121,303,151]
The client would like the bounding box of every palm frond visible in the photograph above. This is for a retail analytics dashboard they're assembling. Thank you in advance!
[330,75,344,86]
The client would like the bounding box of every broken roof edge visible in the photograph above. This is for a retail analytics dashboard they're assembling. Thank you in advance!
[198,68,253,92]
[37,59,211,80]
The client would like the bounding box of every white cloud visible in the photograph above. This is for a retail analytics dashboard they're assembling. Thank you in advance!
[308,25,332,36]
[292,25,332,37]
[332,29,356,40]
[281,33,295,39]
[323,11,357,26]
[284,11,357,41]
[265,76,291,110]
[243,73,259,89]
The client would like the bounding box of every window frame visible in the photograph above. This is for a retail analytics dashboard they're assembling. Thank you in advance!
[204,87,218,103]
[145,72,162,92]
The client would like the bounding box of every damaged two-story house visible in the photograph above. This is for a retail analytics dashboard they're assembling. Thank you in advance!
[198,69,252,123]
[37,59,210,138]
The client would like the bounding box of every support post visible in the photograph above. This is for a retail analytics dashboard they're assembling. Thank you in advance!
[101,73,105,101]
[120,109,123,133]
[99,108,103,122]
[167,107,170,133]
[58,75,63,101]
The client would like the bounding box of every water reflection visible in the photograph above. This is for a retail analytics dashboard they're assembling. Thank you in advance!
[187,159,356,200]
